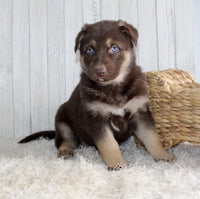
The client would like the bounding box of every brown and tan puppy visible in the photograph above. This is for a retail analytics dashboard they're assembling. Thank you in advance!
[19,20,174,170]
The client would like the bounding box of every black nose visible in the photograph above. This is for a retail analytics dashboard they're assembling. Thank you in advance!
[95,67,106,77]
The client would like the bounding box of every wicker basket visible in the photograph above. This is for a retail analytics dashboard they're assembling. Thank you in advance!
[135,69,200,150]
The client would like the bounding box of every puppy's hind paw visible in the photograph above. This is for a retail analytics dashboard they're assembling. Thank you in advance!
[108,162,129,171]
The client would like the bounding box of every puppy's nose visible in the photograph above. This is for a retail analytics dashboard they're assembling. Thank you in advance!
[95,66,106,77]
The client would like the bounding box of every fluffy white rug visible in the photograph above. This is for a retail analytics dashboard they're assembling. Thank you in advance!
[0,137,200,199]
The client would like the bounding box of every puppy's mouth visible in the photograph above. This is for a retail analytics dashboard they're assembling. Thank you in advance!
[96,78,108,82]
[83,67,117,84]
[92,72,111,83]
[92,71,119,84]
[92,75,109,83]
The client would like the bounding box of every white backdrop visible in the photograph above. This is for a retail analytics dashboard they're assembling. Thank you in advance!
[0,0,196,138]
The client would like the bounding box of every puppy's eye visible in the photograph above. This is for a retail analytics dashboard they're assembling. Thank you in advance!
[109,45,119,53]
[86,47,95,55]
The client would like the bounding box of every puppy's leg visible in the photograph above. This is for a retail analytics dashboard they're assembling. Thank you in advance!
[134,109,175,162]
[55,122,77,159]
[95,125,128,170]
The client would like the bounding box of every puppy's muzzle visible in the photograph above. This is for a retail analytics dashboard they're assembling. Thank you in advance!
[94,65,106,78]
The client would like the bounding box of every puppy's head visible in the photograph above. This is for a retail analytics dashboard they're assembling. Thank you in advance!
[75,20,138,84]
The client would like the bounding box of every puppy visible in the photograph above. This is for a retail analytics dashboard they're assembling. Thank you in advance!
[19,20,174,170]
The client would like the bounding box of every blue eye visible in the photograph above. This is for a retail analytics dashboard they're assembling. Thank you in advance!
[110,45,119,53]
[86,47,95,55]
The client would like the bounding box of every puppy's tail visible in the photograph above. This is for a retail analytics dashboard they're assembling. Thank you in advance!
[18,131,56,144]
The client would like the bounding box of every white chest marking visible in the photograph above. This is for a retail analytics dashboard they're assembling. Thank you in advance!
[87,102,125,117]
[86,96,149,117]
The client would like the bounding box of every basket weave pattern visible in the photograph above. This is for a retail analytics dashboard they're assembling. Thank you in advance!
[135,69,200,150]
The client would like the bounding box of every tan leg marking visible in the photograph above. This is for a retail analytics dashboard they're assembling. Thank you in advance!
[135,123,175,162]
[95,126,128,170]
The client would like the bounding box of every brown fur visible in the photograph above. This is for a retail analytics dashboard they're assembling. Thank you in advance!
[19,20,174,170]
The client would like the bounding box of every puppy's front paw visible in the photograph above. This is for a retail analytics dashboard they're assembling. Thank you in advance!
[108,162,129,171]
[154,152,176,162]
[58,149,74,159]
[58,142,74,159]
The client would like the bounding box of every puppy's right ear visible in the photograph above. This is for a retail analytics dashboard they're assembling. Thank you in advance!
[74,24,89,53]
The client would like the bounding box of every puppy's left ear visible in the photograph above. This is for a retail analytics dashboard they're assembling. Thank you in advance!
[118,20,138,47]
[74,24,89,53]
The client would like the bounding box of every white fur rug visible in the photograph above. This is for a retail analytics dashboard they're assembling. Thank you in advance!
[0,137,200,199]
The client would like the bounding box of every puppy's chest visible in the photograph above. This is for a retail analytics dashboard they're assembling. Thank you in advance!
[86,95,149,118]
